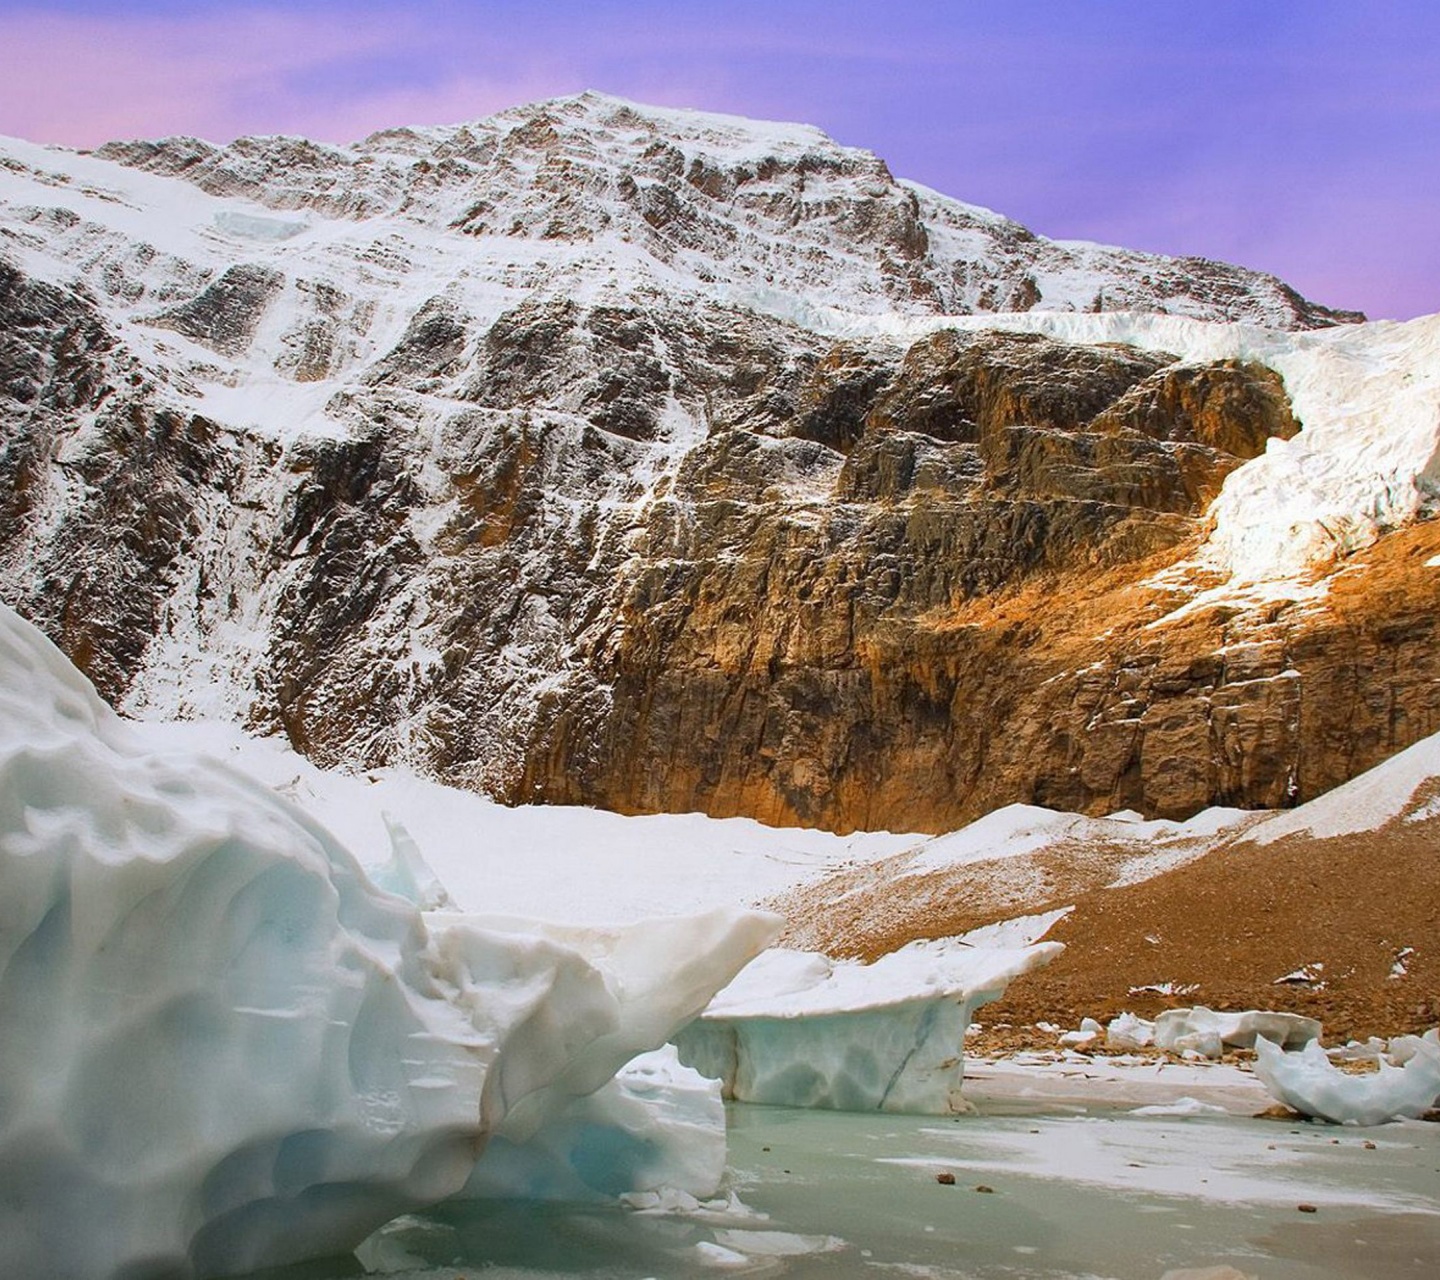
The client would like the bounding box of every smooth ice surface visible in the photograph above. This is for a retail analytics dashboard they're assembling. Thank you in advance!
[274,1095,1440,1280]
[1254,1037,1440,1126]
[0,604,777,1280]
[675,928,1063,1113]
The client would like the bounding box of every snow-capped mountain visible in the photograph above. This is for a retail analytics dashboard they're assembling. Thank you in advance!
[89,91,1358,328]
[1,92,1437,833]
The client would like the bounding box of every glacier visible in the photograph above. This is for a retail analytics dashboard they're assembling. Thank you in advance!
[0,602,778,1280]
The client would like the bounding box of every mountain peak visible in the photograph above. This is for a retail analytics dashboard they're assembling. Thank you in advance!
[2,90,1434,850]
[78,94,1360,330]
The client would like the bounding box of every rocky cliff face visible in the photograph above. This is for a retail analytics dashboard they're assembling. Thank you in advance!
[92,92,1360,329]
[2,93,1435,834]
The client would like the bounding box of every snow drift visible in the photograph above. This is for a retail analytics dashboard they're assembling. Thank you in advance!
[0,603,777,1280]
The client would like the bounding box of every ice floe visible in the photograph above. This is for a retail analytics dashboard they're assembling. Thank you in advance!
[1253,1036,1440,1125]
[675,928,1063,1113]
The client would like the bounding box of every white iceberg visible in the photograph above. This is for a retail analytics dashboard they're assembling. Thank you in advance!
[674,931,1062,1113]
[0,604,777,1279]
[1153,1006,1320,1058]
[1253,1036,1440,1126]
[1106,1012,1156,1051]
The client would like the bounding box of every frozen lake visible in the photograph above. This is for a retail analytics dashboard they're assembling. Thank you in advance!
[239,1095,1440,1280]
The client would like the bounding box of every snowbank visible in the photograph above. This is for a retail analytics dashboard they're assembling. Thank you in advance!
[674,929,1062,1113]
[135,718,917,926]
[0,604,777,1280]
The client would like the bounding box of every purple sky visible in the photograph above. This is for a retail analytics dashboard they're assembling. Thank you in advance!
[0,1,1435,320]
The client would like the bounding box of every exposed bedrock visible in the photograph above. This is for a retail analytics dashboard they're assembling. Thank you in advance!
[1,266,1433,834]
[515,522,1440,832]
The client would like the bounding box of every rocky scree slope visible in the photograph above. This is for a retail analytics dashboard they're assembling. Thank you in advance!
[1,92,1436,834]
[774,719,1440,1040]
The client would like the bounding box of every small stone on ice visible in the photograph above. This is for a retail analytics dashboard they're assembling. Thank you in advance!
[975,1184,995,1194]
[1297,1203,1318,1213]
[936,1171,955,1185]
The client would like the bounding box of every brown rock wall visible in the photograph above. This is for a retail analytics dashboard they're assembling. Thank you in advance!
[4,260,1432,837]
[517,518,1440,833]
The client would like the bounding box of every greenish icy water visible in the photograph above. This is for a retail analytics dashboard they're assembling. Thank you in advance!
[242,1101,1440,1280]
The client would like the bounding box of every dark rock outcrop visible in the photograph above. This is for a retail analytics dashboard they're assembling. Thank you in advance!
[148,263,283,357]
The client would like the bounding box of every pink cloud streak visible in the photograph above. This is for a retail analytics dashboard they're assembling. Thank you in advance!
[0,9,582,146]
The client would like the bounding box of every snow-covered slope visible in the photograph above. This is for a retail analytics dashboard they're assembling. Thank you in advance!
[81,92,1358,329]
[134,716,920,925]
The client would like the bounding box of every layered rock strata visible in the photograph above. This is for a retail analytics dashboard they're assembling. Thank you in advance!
[3,94,1434,835]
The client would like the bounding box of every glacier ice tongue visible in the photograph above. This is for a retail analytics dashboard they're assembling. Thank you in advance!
[0,603,777,1280]
[1253,1036,1440,1126]
[674,933,1062,1113]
